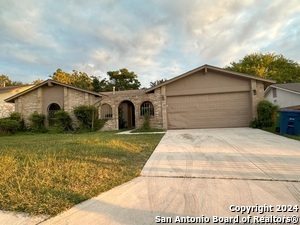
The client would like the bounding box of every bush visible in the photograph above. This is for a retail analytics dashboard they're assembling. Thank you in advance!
[249,118,262,128]
[73,105,105,131]
[52,110,73,132]
[9,112,27,131]
[28,112,47,133]
[9,112,22,122]
[250,100,279,128]
[0,118,20,135]
[141,113,151,131]
[94,118,108,130]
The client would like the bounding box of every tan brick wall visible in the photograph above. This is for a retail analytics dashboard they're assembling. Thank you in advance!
[63,88,101,123]
[251,80,265,118]
[13,86,101,126]
[15,89,41,123]
[100,91,164,131]
[0,103,15,118]
[0,85,33,118]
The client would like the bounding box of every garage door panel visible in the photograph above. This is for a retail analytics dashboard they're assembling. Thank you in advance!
[167,92,251,129]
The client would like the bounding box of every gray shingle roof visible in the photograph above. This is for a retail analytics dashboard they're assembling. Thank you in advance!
[272,83,300,94]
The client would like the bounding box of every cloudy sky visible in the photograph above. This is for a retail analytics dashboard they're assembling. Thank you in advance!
[1,0,300,87]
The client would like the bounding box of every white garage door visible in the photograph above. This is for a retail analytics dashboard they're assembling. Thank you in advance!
[167,92,251,129]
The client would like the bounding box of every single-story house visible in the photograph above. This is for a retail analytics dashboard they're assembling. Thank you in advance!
[5,80,105,124]
[5,64,275,130]
[0,85,33,118]
[265,83,300,110]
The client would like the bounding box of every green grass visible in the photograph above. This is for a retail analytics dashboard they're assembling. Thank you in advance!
[262,125,300,141]
[131,128,166,133]
[285,134,300,141]
[0,131,164,216]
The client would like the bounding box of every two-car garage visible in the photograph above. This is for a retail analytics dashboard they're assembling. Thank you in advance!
[167,92,251,129]
[146,65,274,129]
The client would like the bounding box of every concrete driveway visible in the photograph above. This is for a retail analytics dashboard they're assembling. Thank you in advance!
[142,128,300,181]
[36,128,300,224]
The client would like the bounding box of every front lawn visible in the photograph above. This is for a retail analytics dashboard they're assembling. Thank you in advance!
[0,131,164,216]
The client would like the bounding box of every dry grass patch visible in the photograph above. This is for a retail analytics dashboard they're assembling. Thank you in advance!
[0,131,164,216]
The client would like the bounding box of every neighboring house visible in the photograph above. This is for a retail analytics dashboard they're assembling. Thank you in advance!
[5,65,275,130]
[265,83,300,110]
[0,85,33,118]
[5,80,105,124]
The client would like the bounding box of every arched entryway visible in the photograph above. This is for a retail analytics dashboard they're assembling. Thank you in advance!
[118,100,135,129]
[48,103,61,125]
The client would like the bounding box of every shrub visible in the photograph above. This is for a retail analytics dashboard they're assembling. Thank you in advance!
[141,113,151,131]
[94,118,108,130]
[28,112,47,133]
[250,100,279,128]
[9,112,22,122]
[249,118,262,128]
[53,110,73,132]
[73,105,105,131]
[9,112,27,131]
[0,118,20,135]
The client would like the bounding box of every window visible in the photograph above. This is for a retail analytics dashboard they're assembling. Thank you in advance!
[48,103,61,125]
[101,104,113,118]
[140,101,154,116]
[272,88,277,98]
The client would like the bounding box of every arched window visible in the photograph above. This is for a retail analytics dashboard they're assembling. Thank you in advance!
[140,101,154,116]
[48,103,61,125]
[101,104,113,119]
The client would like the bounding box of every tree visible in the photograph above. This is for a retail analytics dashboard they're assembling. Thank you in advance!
[50,68,92,90]
[106,68,141,91]
[11,81,24,86]
[91,76,109,92]
[91,76,101,92]
[0,75,12,87]
[0,75,24,87]
[225,53,300,83]
[150,78,167,87]
[32,79,44,85]
[72,70,92,90]
[50,68,73,84]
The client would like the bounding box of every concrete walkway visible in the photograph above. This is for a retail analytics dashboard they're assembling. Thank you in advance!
[0,210,48,225]
[117,130,166,135]
[4,128,300,224]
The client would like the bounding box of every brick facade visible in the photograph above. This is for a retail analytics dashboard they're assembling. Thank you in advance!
[5,66,273,131]
[0,85,33,119]
[0,102,15,118]
[10,82,102,126]
[100,89,164,131]
[250,80,265,118]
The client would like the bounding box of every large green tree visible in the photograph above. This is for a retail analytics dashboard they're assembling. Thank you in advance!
[225,53,300,83]
[50,69,92,90]
[50,68,73,84]
[50,68,141,92]
[72,70,92,90]
[105,68,141,91]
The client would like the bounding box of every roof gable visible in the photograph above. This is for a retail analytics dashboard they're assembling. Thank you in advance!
[265,83,300,96]
[146,64,276,93]
[5,79,105,103]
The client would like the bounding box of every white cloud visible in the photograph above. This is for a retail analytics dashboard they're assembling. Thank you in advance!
[0,0,300,86]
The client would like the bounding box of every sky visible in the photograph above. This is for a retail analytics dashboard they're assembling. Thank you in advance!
[1,0,300,88]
